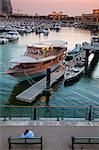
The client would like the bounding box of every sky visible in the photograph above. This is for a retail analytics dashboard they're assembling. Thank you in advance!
[11,0,99,16]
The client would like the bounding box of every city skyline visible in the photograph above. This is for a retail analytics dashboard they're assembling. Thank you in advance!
[11,0,99,16]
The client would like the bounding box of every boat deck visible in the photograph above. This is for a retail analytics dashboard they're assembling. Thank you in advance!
[16,68,64,103]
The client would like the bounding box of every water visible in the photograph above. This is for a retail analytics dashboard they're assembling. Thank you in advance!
[0,27,99,106]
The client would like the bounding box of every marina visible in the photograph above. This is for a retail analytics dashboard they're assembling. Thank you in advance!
[0,1,99,150]
[0,26,99,106]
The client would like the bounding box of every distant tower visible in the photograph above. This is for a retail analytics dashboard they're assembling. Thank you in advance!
[0,0,3,14]
[0,0,12,15]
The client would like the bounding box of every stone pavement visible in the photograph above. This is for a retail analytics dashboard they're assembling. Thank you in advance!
[0,119,99,150]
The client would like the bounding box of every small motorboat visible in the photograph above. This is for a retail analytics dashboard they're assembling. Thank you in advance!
[1,31,20,41]
[64,65,85,86]
[0,38,9,44]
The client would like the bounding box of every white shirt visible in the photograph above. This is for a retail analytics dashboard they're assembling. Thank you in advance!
[21,130,34,138]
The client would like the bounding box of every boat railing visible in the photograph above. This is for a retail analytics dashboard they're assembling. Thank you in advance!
[0,105,99,121]
[12,65,41,72]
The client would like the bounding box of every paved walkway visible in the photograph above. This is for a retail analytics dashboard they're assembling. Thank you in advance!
[0,119,99,150]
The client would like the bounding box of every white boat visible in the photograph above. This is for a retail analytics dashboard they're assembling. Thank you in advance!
[17,27,26,34]
[91,34,99,50]
[66,44,85,61]
[6,40,67,81]
[25,27,32,33]
[0,38,9,44]
[82,34,99,52]
[2,31,20,41]
[43,27,49,36]
[0,25,5,32]
[54,23,61,31]
[6,31,20,41]
[64,65,85,86]
[35,28,42,34]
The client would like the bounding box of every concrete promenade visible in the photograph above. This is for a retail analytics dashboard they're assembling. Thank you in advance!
[0,119,99,150]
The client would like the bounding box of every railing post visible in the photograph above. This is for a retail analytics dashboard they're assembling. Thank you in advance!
[33,108,36,120]
[45,68,51,106]
[61,108,64,120]
[9,107,11,120]
[46,68,51,90]
[88,106,92,121]
[85,49,90,75]
[3,117,6,121]
[71,136,75,150]
[31,107,33,120]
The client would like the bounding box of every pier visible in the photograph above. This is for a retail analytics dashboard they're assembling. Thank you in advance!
[82,44,99,74]
[16,44,99,103]
[16,68,64,103]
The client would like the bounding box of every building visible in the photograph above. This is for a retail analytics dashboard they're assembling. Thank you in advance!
[48,12,68,20]
[0,0,12,15]
[75,9,99,25]
[93,9,99,15]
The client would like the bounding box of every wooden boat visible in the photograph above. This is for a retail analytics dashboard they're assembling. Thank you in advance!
[6,40,67,81]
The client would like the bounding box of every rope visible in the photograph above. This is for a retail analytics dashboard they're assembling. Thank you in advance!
[23,70,36,85]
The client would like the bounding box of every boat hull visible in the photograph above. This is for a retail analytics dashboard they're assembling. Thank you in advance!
[64,67,84,86]
[7,63,60,82]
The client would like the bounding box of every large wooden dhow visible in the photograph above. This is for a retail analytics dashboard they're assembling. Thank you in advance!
[6,40,67,81]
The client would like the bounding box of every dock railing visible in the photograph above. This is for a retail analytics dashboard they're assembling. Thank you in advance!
[0,105,99,121]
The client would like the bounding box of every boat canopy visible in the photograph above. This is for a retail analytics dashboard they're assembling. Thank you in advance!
[10,55,57,64]
[28,40,67,48]
[10,56,37,63]
[39,55,56,62]
[31,43,51,48]
[48,40,67,47]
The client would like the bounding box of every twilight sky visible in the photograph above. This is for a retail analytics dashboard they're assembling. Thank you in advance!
[11,0,99,16]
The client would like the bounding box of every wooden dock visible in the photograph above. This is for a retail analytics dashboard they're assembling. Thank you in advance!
[16,68,64,103]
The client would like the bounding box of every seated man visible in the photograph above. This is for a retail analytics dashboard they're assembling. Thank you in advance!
[21,129,34,138]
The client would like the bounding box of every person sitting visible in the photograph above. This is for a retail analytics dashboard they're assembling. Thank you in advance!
[21,129,34,138]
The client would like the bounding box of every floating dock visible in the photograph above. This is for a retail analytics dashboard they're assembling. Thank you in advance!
[16,68,64,103]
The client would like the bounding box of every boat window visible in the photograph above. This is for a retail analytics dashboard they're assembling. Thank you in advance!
[73,69,79,73]
[54,47,62,50]
[66,55,73,61]
[43,60,51,65]
[21,64,36,69]
[53,57,57,61]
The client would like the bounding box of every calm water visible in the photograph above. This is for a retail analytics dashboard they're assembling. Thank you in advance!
[0,27,99,106]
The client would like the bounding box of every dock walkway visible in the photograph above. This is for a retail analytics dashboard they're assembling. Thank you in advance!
[16,68,64,103]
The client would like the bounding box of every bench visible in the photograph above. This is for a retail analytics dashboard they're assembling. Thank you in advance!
[8,136,42,150]
[71,136,99,150]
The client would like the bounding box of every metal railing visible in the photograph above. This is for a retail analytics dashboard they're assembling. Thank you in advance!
[0,105,99,121]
